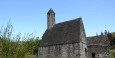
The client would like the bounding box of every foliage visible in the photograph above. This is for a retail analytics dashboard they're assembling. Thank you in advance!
[0,22,41,58]
[110,50,115,58]
[107,32,115,49]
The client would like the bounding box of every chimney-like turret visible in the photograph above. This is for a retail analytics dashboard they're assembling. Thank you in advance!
[47,8,55,29]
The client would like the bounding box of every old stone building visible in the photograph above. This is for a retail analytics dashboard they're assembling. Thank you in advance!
[87,33,110,58]
[38,9,110,58]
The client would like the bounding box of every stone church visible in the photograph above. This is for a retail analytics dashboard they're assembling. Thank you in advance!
[38,9,110,58]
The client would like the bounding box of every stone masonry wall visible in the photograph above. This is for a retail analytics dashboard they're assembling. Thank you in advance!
[88,46,110,58]
[79,42,87,58]
[38,43,81,58]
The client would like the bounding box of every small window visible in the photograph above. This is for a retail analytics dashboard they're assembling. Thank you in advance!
[92,53,95,57]
[85,48,87,56]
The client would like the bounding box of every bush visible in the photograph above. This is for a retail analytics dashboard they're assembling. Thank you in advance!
[0,22,40,58]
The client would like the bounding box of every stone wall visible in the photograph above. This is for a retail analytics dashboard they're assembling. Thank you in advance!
[88,45,110,58]
[79,21,88,58]
[38,43,82,58]
[79,42,87,58]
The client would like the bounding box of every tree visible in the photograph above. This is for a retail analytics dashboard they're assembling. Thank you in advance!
[107,32,115,49]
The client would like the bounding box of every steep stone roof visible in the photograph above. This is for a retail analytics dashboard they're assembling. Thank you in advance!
[47,8,55,14]
[87,35,109,46]
[40,18,83,46]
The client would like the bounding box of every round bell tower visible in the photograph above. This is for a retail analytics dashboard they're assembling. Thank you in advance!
[47,8,55,29]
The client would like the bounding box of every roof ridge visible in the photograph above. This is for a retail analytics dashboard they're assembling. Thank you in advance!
[55,17,82,25]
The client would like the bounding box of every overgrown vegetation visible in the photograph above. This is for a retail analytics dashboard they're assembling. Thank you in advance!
[110,49,115,58]
[0,22,41,58]
[108,32,115,58]
[107,32,115,49]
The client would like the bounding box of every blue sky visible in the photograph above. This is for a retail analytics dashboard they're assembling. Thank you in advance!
[0,0,115,38]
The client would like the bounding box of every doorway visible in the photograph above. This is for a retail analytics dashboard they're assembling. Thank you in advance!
[92,53,95,57]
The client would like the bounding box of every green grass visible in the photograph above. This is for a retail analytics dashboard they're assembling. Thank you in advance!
[110,49,115,58]
[25,54,37,58]
[24,53,37,58]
